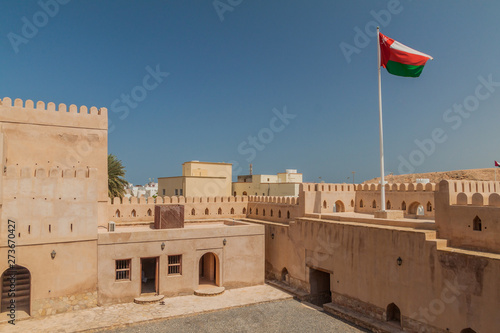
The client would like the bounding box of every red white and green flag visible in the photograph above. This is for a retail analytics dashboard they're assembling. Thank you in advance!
[495,161,500,167]
[379,32,433,78]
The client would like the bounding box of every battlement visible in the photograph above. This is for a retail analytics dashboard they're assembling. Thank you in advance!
[247,195,299,205]
[435,180,500,253]
[438,180,500,206]
[301,183,355,192]
[111,195,249,205]
[0,97,107,130]
[356,182,438,192]
[108,195,249,223]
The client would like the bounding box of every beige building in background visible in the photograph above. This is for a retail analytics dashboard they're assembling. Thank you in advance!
[232,169,302,197]
[158,161,232,197]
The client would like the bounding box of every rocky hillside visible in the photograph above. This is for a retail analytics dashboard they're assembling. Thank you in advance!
[364,168,499,184]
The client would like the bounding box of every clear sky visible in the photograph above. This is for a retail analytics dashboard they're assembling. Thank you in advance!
[1,1,500,185]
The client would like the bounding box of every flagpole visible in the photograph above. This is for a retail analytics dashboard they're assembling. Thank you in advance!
[377,27,386,212]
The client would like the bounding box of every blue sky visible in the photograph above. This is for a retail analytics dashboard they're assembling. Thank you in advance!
[1,1,500,185]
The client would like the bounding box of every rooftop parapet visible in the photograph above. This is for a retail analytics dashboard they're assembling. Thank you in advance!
[0,97,107,130]
[300,183,355,192]
[110,195,249,205]
[439,180,500,206]
[356,182,438,192]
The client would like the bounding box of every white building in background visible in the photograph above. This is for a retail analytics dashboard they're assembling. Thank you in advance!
[125,180,158,198]
[232,169,303,197]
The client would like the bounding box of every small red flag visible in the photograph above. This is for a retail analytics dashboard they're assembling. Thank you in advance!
[495,161,500,167]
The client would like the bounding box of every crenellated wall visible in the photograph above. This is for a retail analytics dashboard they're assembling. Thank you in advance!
[354,182,437,217]
[0,97,106,317]
[0,97,107,129]
[0,97,108,226]
[300,183,356,215]
[108,195,249,223]
[435,180,500,253]
[247,195,300,223]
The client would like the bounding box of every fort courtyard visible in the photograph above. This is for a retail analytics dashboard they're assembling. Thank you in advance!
[0,97,498,332]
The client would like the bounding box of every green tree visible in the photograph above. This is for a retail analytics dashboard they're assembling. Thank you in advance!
[108,154,127,198]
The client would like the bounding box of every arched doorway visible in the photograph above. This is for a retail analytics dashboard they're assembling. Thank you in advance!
[199,252,220,288]
[408,202,424,216]
[386,303,401,325]
[1,265,31,315]
[460,329,477,333]
[335,200,345,212]
[281,267,289,284]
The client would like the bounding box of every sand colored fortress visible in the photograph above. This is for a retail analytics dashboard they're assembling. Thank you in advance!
[0,97,498,332]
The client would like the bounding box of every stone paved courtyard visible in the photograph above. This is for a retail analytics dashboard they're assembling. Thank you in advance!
[99,299,368,333]
[0,285,292,333]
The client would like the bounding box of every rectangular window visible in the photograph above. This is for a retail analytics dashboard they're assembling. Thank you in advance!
[168,255,182,275]
[175,189,178,195]
[180,189,183,196]
[116,259,131,281]
[162,189,165,195]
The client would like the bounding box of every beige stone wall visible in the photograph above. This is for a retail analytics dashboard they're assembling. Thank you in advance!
[185,176,231,197]
[182,161,232,178]
[158,166,231,197]
[300,183,356,214]
[0,97,108,226]
[0,97,104,317]
[97,221,264,304]
[0,241,98,315]
[436,180,500,253]
[246,196,300,223]
[263,217,500,333]
[158,177,184,197]
[354,183,437,218]
[1,167,98,245]
[108,195,248,223]
[233,182,300,197]
[159,176,232,197]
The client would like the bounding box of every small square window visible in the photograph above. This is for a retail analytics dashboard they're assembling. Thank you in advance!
[116,259,131,281]
[168,255,182,275]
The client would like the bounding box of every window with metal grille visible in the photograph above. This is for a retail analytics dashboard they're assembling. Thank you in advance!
[168,255,182,275]
[115,259,131,281]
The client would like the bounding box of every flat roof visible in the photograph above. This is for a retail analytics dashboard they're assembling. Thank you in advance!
[182,161,232,166]
[158,176,227,180]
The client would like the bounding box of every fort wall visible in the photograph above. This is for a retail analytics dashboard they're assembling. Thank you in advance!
[300,183,356,215]
[354,183,437,218]
[108,195,249,223]
[0,97,108,226]
[264,217,500,333]
[436,180,500,253]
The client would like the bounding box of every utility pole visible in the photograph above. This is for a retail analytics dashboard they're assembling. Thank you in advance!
[352,171,355,185]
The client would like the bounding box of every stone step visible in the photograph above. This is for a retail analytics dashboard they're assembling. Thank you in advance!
[194,286,225,297]
[133,294,165,305]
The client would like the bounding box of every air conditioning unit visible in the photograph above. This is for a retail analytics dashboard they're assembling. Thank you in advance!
[108,221,116,232]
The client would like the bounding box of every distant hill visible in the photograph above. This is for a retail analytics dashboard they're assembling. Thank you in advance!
[364,168,499,184]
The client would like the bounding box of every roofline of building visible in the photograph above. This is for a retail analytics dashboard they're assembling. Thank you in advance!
[158,176,227,180]
[182,161,232,166]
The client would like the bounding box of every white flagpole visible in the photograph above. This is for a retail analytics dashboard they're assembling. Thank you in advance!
[377,27,386,212]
